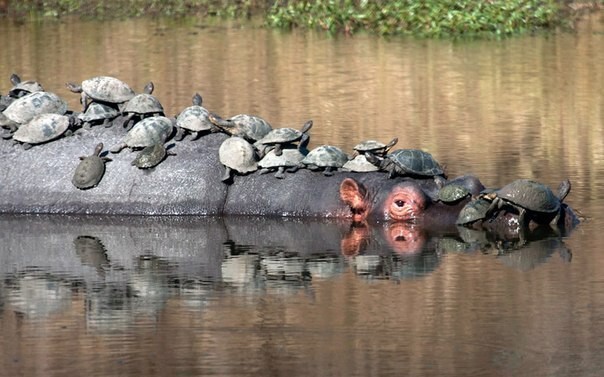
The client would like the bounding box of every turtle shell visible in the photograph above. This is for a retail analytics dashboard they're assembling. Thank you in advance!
[219,136,258,173]
[438,183,471,203]
[131,143,168,169]
[176,105,212,132]
[122,94,164,115]
[258,148,305,169]
[353,137,398,155]
[388,149,445,177]
[3,91,67,124]
[78,102,120,122]
[12,113,71,144]
[214,114,272,142]
[122,116,173,148]
[456,198,491,225]
[81,76,135,103]
[302,145,348,168]
[494,179,560,213]
[9,74,44,98]
[342,154,379,172]
[72,143,107,189]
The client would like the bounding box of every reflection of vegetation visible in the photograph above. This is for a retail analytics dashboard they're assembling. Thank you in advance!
[2,0,601,37]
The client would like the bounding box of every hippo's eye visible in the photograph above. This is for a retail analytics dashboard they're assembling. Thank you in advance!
[395,200,405,207]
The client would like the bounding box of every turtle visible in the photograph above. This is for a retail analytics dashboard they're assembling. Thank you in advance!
[0,93,15,112]
[218,136,258,183]
[174,93,216,141]
[258,147,305,179]
[342,154,379,172]
[366,148,447,185]
[131,142,175,169]
[110,116,174,153]
[352,137,398,157]
[8,73,44,98]
[11,113,77,150]
[72,143,111,190]
[120,82,165,130]
[253,120,313,157]
[482,179,570,228]
[77,101,120,129]
[2,91,68,128]
[437,183,471,204]
[455,198,492,226]
[66,76,135,112]
[300,145,349,176]
[209,113,272,143]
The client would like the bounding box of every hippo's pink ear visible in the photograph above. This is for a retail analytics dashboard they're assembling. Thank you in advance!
[340,178,369,221]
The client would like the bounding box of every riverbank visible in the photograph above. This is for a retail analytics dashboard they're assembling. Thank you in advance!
[0,0,601,37]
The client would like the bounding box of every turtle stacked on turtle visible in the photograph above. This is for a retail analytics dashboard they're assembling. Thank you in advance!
[120,82,165,130]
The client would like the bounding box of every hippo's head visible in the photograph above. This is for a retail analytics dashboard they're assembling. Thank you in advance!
[339,177,429,223]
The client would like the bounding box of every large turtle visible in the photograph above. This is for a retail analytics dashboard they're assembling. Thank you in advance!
[258,147,305,179]
[352,137,398,157]
[121,82,165,130]
[342,154,379,172]
[175,93,216,141]
[8,73,44,98]
[482,179,570,227]
[209,113,272,143]
[77,102,120,129]
[366,148,446,184]
[131,142,175,169]
[110,116,174,153]
[218,136,258,183]
[72,143,111,190]
[2,91,68,127]
[254,120,313,157]
[66,76,135,111]
[12,113,77,150]
[300,145,348,176]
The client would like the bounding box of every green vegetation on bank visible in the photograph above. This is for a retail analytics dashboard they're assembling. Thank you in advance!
[1,0,600,37]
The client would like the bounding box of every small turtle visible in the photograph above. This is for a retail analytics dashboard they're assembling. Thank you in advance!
[483,179,570,227]
[121,82,165,130]
[131,143,175,169]
[2,91,68,126]
[12,113,77,150]
[110,116,174,153]
[301,145,348,176]
[218,136,258,183]
[437,183,471,204]
[72,143,111,190]
[175,93,216,141]
[77,102,120,129]
[209,113,272,143]
[66,76,135,111]
[366,148,446,184]
[8,73,44,98]
[455,198,491,226]
[353,137,398,157]
[258,148,305,179]
[342,154,379,172]
[254,120,313,156]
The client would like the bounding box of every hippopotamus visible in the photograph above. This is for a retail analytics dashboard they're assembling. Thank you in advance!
[0,125,483,226]
[0,123,581,241]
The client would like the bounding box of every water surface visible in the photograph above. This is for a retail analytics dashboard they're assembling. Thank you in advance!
[1,13,603,377]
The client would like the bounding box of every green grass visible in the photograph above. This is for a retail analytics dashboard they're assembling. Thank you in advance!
[1,0,601,37]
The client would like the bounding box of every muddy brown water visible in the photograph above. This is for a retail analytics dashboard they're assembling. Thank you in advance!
[1,14,603,377]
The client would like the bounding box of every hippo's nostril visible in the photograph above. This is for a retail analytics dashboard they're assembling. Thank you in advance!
[395,200,405,207]
[394,235,406,242]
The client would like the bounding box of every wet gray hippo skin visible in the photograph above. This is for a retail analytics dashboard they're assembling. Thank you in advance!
[0,125,483,224]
